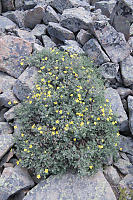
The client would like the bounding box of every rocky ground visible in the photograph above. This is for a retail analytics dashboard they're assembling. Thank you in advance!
[0,0,133,199]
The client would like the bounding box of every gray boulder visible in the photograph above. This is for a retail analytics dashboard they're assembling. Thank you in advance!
[13,66,38,101]
[1,0,15,12]
[0,122,13,135]
[4,104,21,122]
[104,87,129,132]
[33,43,45,52]
[83,38,110,66]
[0,0,2,13]
[0,72,16,93]
[42,35,56,48]
[31,24,47,39]
[121,55,133,86]
[43,5,60,25]
[0,108,8,122]
[60,40,84,54]
[60,7,93,32]
[2,11,25,28]
[15,0,24,10]
[24,171,116,200]
[24,5,46,29]
[117,87,132,99]
[76,29,92,45]
[119,135,133,156]
[114,158,133,175]
[0,134,14,160]
[104,166,121,185]
[0,16,17,32]
[100,62,119,81]
[130,23,133,37]
[90,21,130,63]
[15,29,36,43]
[0,90,19,108]
[119,174,133,194]
[47,22,75,41]
[0,166,34,200]
[128,95,133,135]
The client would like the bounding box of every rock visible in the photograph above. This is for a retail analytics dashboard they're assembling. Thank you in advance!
[104,166,121,185]
[31,24,47,39]
[110,0,133,41]
[127,95,133,135]
[0,35,32,78]
[121,55,133,86]
[90,21,130,63]
[119,152,130,162]
[2,11,25,28]
[23,0,37,10]
[0,122,13,135]
[1,0,15,12]
[117,87,132,99]
[4,104,21,122]
[100,62,119,81]
[95,0,116,18]
[47,22,75,41]
[0,108,8,122]
[128,37,133,56]
[76,29,92,45]
[51,0,90,13]
[104,88,128,132]
[83,38,110,66]
[13,66,38,101]
[120,135,133,156]
[0,72,16,93]
[130,23,133,37]
[24,5,46,29]
[60,40,84,54]
[60,7,93,32]
[0,16,17,32]
[42,35,56,48]
[0,0,2,13]
[119,174,133,192]
[23,171,116,200]
[0,166,34,200]
[0,134,14,160]
[0,90,19,108]
[43,5,60,25]
[114,158,133,175]
[15,29,36,43]
[33,43,45,52]
[15,0,24,10]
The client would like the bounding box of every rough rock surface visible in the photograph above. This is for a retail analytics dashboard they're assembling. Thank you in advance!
[0,134,14,159]
[24,171,116,200]
[60,40,84,54]
[0,166,34,200]
[0,16,17,32]
[0,35,32,78]
[43,5,60,25]
[104,87,128,132]
[0,72,16,93]
[100,62,119,81]
[76,29,92,45]
[31,24,47,39]
[128,95,133,135]
[0,122,13,135]
[103,166,120,185]
[114,158,133,175]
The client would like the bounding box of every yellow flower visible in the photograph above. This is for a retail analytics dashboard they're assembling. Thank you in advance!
[38,127,42,130]
[87,121,90,125]
[60,95,63,98]
[52,127,56,130]
[70,121,74,124]
[106,99,109,103]
[20,62,24,66]
[94,122,97,125]
[13,100,18,104]
[40,66,45,70]
[45,169,48,173]
[32,124,35,129]
[89,166,93,169]
[112,121,115,125]
[45,57,48,60]
[29,101,32,104]
[98,145,103,149]
[16,160,19,165]
[120,148,123,151]
[56,131,58,134]
[56,120,59,124]
[40,131,43,134]
[97,117,100,120]
[75,99,79,103]
[41,78,45,82]
[89,98,92,101]
[106,118,110,121]
[37,174,41,179]
[80,122,84,127]
[52,131,55,135]
[21,133,24,137]
[14,126,17,129]
[8,101,11,105]
[70,94,73,97]
[59,110,62,114]
[62,58,64,61]
[24,149,27,152]
[115,143,117,146]
[63,71,67,73]
[54,101,57,105]
[56,110,58,113]
[101,139,104,143]
[117,132,120,136]
[73,138,76,141]
[29,145,33,148]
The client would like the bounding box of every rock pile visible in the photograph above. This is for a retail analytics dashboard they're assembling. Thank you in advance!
[0,0,133,199]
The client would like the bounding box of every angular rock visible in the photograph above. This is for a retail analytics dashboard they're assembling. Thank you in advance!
[13,66,38,101]
[110,0,133,40]
[0,166,34,200]
[61,7,93,32]
[119,174,133,192]
[130,23,133,37]
[121,55,133,86]
[51,0,90,13]
[4,104,21,122]
[33,43,44,52]
[1,0,15,12]
[42,35,56,48]
[23,0,37,10]
[0,35,32,78]
[76,29,92,45]
[100,62,119,81]
[0,16,17,32]
[0,72,16,93]
[24,171,116,200]
[60,40,84,54]
[0,108,8,122]
[104,88,128,132]
[127,95,133,135]
[95,0,116,18]
[2,10,25,28]
[128,36,133,56]
[24,5,46,29]
[15,0,24,10]
[120,135,133,156]
[0,122,13,135]
[0,90,19,108]
[114,158,133,175]
[43,5,60,25]
[83,38,110,66]
[117,87,132,100]
[15,29,36,43]
[31,24,47,39]
[90,21,130,63]
[104,166,120,185]
[0,134,14,160]
[47,22,75,41]
[0,0,2,14]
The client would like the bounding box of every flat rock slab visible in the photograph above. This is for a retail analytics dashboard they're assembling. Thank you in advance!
[104,87,128,132]
[0,35,32,78]
[0,16,17,32]
[0,166,34,200]
[0,134,14,160]
[23,171,116,200]
[91,21,130,63]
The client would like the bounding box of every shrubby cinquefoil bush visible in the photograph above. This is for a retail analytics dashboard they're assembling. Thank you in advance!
[14,48,119,179]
